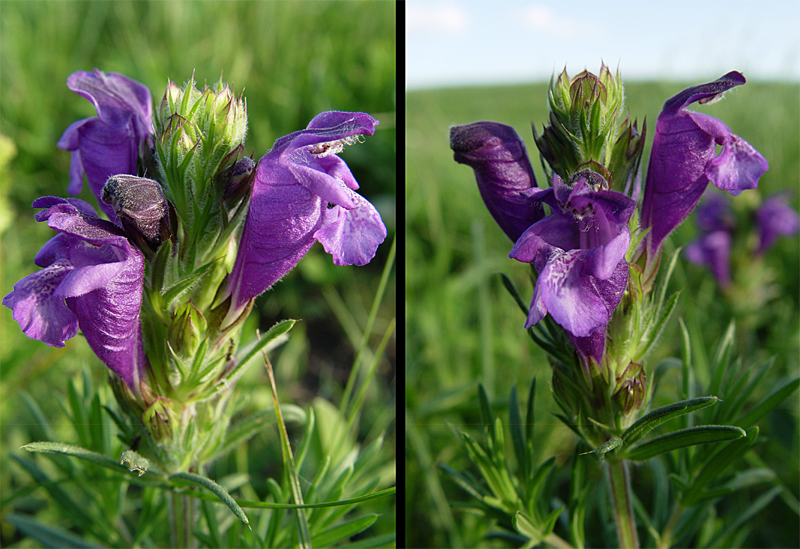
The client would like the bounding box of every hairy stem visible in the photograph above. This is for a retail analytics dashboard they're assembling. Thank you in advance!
[606,460,639,549]
[170,491,194,548]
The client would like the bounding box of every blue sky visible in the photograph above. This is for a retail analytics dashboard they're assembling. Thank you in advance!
[407,0,800,89]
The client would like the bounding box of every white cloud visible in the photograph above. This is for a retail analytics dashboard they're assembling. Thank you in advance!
[407,2,469,35]
[519,4,589,38]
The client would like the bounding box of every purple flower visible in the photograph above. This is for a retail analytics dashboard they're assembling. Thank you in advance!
[684,195,735,286]
[57,70,154,222]
[450,122,544,242]
[685,230,733,287]
[755,193,800,254]
[693,193,736,234]
[3,197,147,393]
[639,71,768,268]
[509,171,635,351]
[226,111,386,315]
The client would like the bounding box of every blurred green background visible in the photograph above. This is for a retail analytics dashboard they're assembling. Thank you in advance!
[0,0,395,545]
[406,79,799,547]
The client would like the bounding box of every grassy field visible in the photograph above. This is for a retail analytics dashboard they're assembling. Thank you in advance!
[406,78,799,547]
[0,2,395,546]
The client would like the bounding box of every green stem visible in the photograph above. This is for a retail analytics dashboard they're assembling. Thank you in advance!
[606,460,639,549]
[545,531,576,549]
[171,491,194,548]
[658,502,683,549]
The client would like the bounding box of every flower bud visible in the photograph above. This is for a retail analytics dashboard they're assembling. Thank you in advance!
[218,149,256,209]
[168,301,207,361]
[155,75,247,214]
[534,63,644,191]
[613,362,647,416]
[154,75,249,267]
[102,175,171,256]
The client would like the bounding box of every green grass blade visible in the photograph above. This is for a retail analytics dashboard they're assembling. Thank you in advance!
[737,377,800,429]
[703,486,782,548]
[309,514,378,547]
[6,513,102,548]
[508,385,528,483]
[261,346,310,547]
[19,391,57,442]
[477,384,494,439]
[201,498,224,548]
[682,427,759,506]
[340,235,395,418]
[345,533,397,548]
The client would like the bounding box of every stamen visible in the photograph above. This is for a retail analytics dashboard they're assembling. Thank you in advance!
[310,134,365,158]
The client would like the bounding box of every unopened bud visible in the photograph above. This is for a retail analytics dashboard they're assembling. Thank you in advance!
[168,302,207,361]
[534,63,644,191]
[613,362,647,415]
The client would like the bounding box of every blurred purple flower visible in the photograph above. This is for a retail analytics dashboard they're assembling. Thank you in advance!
[687,192,798,286]
[755,193,800,254]
[693,193,736,234]
[3,197,147,393]
[640,72,768,268]
[449,122,544,242]
[509,171,635,354]
[685,230,733,287]
[57,70,154,222]
[227,111,386,316]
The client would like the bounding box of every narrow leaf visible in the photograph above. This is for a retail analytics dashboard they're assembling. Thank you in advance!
[20,391,57,442]
[737,377,800,429]
[209,409,275,461]
[508,385,528,483]
[310,514,378,547]
[667,473,690,492]
[22,442,128,474]
[6,513,101,548]
[231,319,295,380]
[725,358,775,421]
[67,378,90,448]
[438,462,487,501]
[343,533,397,548]
[541,506,563,537]
[682,427,759,506]
[708,321,736,396]
[513,511,543,545]
[622,396,720,446]
[638,290,680,360]
[527,456,556,522]
[704,486,782,548]
[654,246,682,312]
[170,471,250,528]
[624,425,745,462]
[524,377,537,489]
[499,272,529,316]
[477,384,494,439]
[679,318,692,403]
[201,499,224,548]
[11,454,95,529]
